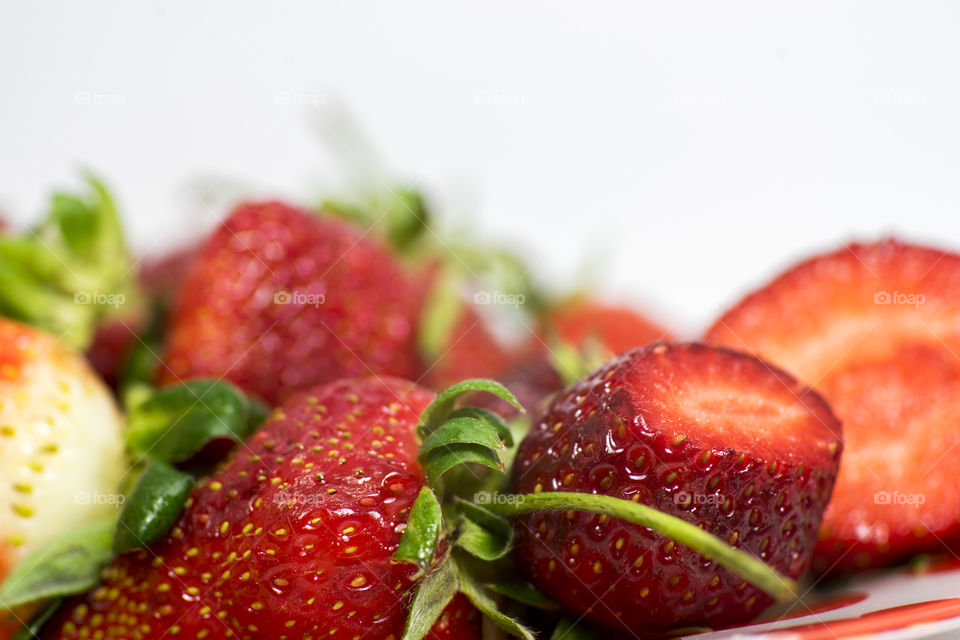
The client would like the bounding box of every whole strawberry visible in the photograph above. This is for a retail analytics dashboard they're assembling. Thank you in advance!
[0,319,126,638]
[0,319,126,580]
[510,343,842,634]
[41,377,479,640]
[160,202,422,406]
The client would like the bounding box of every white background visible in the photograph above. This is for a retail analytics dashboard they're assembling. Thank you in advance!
[2,1,959,335]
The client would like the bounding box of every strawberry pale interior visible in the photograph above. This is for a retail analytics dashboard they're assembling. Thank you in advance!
[630,344,839,465]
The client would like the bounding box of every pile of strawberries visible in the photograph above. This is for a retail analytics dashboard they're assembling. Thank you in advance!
[1,179,959,640]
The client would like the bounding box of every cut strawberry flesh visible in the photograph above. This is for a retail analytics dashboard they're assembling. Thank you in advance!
[626,344,840,466]
[706,240,960,571]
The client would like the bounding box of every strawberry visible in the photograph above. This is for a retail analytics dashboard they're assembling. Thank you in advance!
[86,243,199,391]
[544,297,673,356]
[41,377,480,640]
[0,319,126,637]
[705,240,960,573]
[160,202,422,406]
[0,319,126,581]
[509,343,842,634]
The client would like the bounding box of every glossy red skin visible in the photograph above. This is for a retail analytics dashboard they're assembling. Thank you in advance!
[160,202,421,406]
[42,377,479,640]
[706,240,960,573]
[86,317,141,389]
[510,343,841,635]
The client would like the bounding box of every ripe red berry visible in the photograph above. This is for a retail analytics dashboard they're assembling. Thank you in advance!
[160,202,421,406]
[41,377,479,640]
[510,343,841,633]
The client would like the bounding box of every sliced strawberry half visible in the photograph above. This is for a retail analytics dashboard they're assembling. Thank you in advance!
[511,343,841,633]
[706,239,960,572]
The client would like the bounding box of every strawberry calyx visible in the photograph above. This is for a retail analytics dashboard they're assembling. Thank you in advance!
[0,175,143,349]
[397,377,801,639]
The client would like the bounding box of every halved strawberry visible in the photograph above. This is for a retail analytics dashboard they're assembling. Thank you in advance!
[510,343,841,633]
[706,240,960,573]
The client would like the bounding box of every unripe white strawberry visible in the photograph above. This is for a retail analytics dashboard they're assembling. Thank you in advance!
[0,319,125,580]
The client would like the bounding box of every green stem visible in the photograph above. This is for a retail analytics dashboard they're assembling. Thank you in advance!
[486,492,797,602]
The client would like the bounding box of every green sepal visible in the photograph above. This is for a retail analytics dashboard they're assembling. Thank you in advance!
[419,416,506,457]
[458,566,535,640]
[400,558,459,640]
[323,186,429,254]
[422,444,503,482]
[551,619,598,640]
[395,488,444,575]
[10,598,63,640]
[547,334,612,387]
[486,491,798,602]
[125,379,266,463]
[0,174,139,349]
[114,460,195,554]
[455,500,513,561]
[486,579,558,610]
[447,407,514,448]
[418,379,522,441]
[417,265,465,362]
[0,519,115,610]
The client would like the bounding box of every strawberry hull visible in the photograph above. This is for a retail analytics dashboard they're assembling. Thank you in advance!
[510,343,842,634]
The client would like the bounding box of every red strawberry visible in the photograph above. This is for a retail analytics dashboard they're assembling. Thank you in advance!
[160,202,422,405]
[705,240,960,573]
[545,298,673,356]
[510,343,841,634]
[42,377,479,640]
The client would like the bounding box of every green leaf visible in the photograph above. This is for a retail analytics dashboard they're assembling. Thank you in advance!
[417,266,465,362]
[0,174,137,349]
[11,598,63,640]
[455,500,513,561]
[114,460,194,554]
[485,491,798,602]
[125,379,264,463]
[419,379,523,440]
[447,407,514,448]
[400,559,459,640]
[486,579,558,610]
[0,520,115,610]
[458,565,535,640]
[551,619,598,640]
[395,488,444,574]
[420,416,505,457]
[422,444,503,482]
